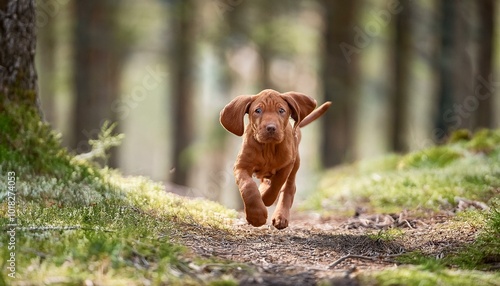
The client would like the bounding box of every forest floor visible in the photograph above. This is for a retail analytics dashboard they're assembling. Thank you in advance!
[173,207,492,286]
[2,113,499,285]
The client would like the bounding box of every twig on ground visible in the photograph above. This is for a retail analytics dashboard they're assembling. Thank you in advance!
[13,225,115,233]
[328,253,403,269]
[17,226,82,231]
[328,255,377,269]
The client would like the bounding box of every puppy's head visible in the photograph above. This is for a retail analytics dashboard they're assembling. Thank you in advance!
[248,90,290,143]
[220,89,316,143]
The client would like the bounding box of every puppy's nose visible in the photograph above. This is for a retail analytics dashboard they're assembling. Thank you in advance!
[266,124,276,133]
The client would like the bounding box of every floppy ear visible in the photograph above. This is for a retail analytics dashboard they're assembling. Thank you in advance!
[219,95,254,136]
[281,92,317,127]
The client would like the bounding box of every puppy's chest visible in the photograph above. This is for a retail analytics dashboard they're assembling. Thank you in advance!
[252,146,295,179]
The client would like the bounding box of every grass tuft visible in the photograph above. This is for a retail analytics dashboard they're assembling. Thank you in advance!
[303,129,500,214]
[0,104,238,285]
[445,200,500,270]
[366,266,500,286]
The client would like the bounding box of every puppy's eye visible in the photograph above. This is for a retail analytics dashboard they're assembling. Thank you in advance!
[255,108,262,114]
[279,108,286,114]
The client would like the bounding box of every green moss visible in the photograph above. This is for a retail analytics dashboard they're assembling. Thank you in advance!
[448,129,472,143]
[355,202,500,285]
[368,209,499,281]
[366,266,500,286]
[445,202,500,270]
[395,252,446,271]
[465,129,500,154]
[209,280,238,286]
[0,103,97,182]
[0,103,238,284]
[398,146,462,169]
[368,228,405,242]
[304,129,500,214]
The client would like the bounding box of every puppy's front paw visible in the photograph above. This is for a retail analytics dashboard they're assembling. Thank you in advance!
[272,213,289,230]
[245,202,268,227]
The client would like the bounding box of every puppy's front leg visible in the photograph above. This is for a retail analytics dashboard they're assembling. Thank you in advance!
[234,166,267,227]
[272,157,300,229]
[260,163,294,206]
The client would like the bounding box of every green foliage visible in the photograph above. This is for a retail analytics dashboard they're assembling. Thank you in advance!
[368,228,404,242]
[465,128,500,154]
[0,103,112,207]
[75,120,125,166]
[1,103,70,176]
[304,129,500,214]
[359,202,500,285]
[397,146,462,169]
[307,129,500,284]
[209,280,238,286]
[0,174,237,284]
[445,201,500,270]
[447,129,472,143]
[395,252,445,271]
[0,104,238,284]
[367,266,500,286]
[0,202,185,284]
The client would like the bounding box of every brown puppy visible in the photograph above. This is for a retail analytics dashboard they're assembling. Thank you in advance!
[220,89,331,229]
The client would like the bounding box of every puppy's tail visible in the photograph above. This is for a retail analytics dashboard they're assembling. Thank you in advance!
[299,101,332,128]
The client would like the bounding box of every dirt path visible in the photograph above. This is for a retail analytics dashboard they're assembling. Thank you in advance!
[174,210,478,285]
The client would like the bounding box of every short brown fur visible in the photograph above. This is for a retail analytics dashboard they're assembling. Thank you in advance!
[220,89,331,229]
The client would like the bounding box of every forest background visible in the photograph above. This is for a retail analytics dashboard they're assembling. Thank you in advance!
[36,0,500,209]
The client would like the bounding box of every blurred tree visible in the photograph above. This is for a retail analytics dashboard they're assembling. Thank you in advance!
[72,0,124,165]
[474,0,494,128]
[254,0,274,90]
[495,2,500,128]
[436,0,455,139]
[320,0,360,166]
[37,0,57,124]
[353,0,395,160]
[169,0,196,186]
[251,0,300,91]
[205,1,246,207]
[392,3,408,152]
[394,0,440,151]
[0,0,41,113]
[438,0,495,136]
[449,0,475,131]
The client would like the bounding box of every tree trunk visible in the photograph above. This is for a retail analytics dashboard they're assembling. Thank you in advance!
[0,0,40,113]
[320,0,359,167]
[494,1,500,128]
[392,7,408,153]
[211,3,246,208]
[37,0,57,124]
[436,0,456,140]
[453,1,475,131]
[474,0,494,129]
[438,0,494,135]
[257,1,273,91]
[169,0,196,186]
[395,0,440,151]
[353,1,395,160]
[72,0,123,163]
